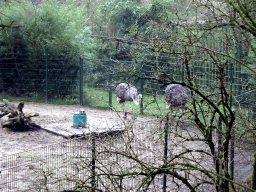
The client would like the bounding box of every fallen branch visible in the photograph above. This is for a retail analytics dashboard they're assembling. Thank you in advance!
[0,99,40,130]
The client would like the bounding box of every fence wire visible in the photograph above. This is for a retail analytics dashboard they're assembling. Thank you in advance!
[0,26,256,191]
[0,47,255,115]
[0,138,89,191]
[0,121,254,191]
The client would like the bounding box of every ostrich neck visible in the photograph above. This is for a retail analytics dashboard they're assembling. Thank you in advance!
[134,97,141,105]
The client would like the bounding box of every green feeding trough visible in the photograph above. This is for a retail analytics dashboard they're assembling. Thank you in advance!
[72,110,87,128]
[42,109,125,138]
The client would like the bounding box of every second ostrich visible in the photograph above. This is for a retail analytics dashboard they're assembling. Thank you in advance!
[116,83,143,119]
[165,84,188,111]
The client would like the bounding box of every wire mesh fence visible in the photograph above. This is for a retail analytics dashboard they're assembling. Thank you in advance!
[0,25,255,191]
[0,137,89,191]
[0,121,254,191]
[0,48,81,103]
[0,122,211,191]
[0,44,255,117]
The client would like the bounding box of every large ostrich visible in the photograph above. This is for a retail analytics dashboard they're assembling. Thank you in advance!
[165,84,188,129]
[116,83,143,119]
[165,84,188,111]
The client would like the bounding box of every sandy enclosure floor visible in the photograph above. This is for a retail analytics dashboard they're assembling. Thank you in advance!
[0,101,254,191]
[0,101,152,157]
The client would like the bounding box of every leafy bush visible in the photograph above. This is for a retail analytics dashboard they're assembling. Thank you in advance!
[0,0,97,98]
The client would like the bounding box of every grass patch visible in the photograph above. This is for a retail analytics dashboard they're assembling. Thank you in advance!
[0,92,78,105]
[0,87,184,118]
[49,97,79,105]
[2,87,238,124]
[0,92,45,103]
[84,86,170,117]
[84,87,112,110]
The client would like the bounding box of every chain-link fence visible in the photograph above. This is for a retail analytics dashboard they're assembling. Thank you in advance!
[0,121,254,191]
[0,43,255,117]
[0,137,88,191]
[0,48,81,103]
[0,25,255,191]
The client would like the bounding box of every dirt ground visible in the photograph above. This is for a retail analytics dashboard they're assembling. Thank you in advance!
[0,101,152,157]
[0,101,254,191]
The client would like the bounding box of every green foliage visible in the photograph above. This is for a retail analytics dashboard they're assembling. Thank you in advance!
[0,0,95,57]
[0,0,98,98]
[84,87,112,109]
[89,0,142,34]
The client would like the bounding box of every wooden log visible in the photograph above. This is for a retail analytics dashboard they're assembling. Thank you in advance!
[1,115,9,123]
[0,99,40,130]
[2,120,15,127]
[7,111,18,118]
[3,99,17,112]
[25,113,39,118]
[26,120,41,129]
[17,101,24,112]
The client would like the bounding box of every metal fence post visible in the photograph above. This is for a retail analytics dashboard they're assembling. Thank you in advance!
[163,115,169,192]
[140,73,144,115]
[229,61,235,180]
[109,88,112,109]
[45,49,48,103]
[230,129,234,180]
[218,116,222,149]
[109,59,113,109]
[91,133,96,192]
[79,57,84,105]
[217,116,222,180]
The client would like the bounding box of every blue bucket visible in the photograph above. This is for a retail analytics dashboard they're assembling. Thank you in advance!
[73,113,87,128]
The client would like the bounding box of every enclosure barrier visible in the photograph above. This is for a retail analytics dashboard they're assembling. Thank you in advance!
[0,121,251,191]
[0,138,89,191]
[0,45,255,118]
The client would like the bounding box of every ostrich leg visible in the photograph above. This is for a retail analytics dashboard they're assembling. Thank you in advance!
[124,111,128,119]
[123,103,128,119]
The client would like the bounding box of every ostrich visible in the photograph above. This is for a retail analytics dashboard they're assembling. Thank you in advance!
[116,83,143,119]
[165,84,188,112]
